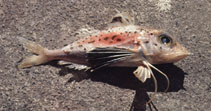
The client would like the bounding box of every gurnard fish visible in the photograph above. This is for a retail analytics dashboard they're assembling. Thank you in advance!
[18,11,190,103]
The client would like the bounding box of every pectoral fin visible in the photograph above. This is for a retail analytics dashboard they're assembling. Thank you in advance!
[87,47,133,71]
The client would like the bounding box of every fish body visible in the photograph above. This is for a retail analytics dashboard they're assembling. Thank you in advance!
[59,25,144,67]
[43,24,188,68]
[18,11,190,104]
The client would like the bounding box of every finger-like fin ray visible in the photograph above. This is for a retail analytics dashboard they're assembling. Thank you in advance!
[143,61,158,105]
[146,62,170,92]
[133,61,170,104]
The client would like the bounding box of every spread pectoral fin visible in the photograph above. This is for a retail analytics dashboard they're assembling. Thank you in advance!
[87,47,133,71]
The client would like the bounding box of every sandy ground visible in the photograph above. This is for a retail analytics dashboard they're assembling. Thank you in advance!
[0,0,211,111]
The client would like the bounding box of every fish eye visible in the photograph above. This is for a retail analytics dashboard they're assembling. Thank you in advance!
[159,34,172,46]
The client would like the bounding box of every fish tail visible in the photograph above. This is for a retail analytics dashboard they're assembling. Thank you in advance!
[18,38,50,69]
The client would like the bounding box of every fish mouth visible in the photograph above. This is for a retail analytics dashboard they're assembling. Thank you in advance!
[180,47,192,57]
[186,52,193,56]
[169,48,191,62]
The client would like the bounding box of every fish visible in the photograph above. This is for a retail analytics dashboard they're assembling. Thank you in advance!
[18,10,190,104]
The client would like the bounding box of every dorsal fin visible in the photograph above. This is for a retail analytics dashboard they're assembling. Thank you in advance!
[107,10,135,28]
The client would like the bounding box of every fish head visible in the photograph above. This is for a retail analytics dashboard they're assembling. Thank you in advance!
[139,29,190,64]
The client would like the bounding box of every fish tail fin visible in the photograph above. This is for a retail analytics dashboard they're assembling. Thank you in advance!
[18,37,50,69]
[18,55,48,69]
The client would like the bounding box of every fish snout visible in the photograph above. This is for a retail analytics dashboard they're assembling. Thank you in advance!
[170,45,191,62]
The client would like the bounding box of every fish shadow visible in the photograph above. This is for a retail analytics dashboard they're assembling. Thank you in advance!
[88,63,186,92]
[53,62,186,111]
[87,64,186,111]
